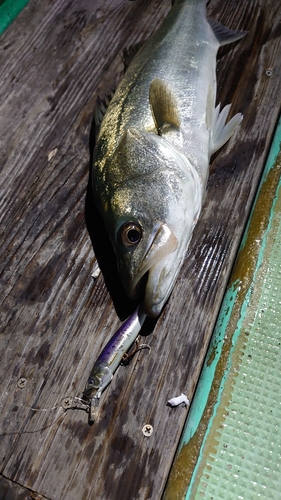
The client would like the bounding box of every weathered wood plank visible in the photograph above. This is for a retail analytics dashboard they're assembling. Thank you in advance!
[0,474,47,500]
[0,0,280,499]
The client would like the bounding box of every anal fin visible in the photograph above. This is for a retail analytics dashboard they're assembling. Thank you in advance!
[210,103,243,155]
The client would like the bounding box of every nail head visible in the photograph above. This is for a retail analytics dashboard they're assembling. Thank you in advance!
[142,424,153,437]
[17,377,27,388]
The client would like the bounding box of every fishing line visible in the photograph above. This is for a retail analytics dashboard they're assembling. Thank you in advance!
[24,396,89,413]
[27,404,61,412]
[0,410,67,437]
[0,397,90,437]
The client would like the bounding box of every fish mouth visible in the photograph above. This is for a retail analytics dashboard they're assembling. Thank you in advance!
[132,223,178,317]
[143,260,176,317]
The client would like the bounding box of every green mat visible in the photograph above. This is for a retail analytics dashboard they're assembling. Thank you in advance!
[164,118,281,499]
[0,0,29,34]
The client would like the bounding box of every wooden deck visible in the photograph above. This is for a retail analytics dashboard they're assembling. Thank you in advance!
[0,0,280,499]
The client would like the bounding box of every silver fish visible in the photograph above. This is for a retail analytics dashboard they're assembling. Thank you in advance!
[92,0,245,317]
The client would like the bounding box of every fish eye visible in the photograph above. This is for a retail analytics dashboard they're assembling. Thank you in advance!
[87,377,94,386]
[120,222,142,247]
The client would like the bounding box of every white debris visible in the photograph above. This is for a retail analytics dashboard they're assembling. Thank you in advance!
[47,148,58,162]
[167,393,189,408]
[91,263,101,280]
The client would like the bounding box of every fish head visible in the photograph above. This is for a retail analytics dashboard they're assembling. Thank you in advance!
[94,128,202,317]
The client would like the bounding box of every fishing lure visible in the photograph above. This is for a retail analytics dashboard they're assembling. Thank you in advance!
[83,305,146,422]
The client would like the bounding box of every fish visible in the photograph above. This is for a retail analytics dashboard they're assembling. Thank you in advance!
[83,305,146,422]
[92,0,246,318]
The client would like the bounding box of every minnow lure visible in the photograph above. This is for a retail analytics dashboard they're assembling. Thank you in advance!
[83,305,146,422]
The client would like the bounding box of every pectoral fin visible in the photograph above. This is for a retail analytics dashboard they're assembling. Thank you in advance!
[149,78,180,135]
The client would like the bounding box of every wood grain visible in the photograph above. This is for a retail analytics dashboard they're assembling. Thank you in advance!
[0,0,280,499]
[0,474,46,500]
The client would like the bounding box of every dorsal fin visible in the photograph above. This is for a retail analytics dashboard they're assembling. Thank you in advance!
[122,41,145,71]
[208,18,247,46]
[93,88,116,141]
[149,78,180,135]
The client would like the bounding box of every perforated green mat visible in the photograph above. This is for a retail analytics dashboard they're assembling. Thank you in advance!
[164,118,281,500]
[190,181,281,498]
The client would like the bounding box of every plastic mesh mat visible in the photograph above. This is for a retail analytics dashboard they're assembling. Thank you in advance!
[188,139,281,499]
